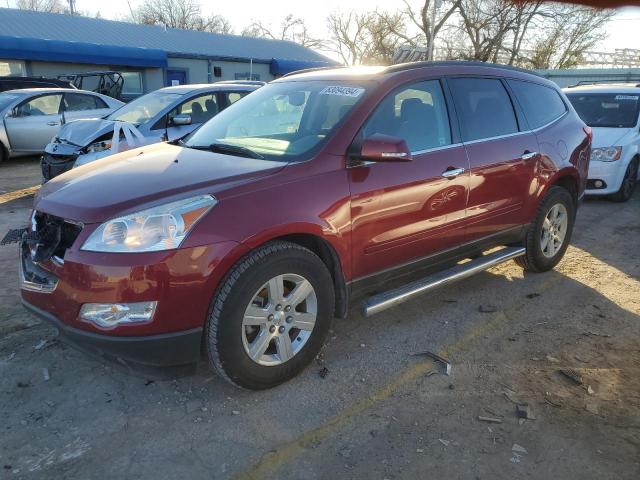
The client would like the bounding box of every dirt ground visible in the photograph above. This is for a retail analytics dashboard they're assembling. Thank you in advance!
[0,157,638,480]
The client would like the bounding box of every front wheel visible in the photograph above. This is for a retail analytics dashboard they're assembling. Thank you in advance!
[205,241,334,389]
[611,158,638,202]
[515,186,575,273]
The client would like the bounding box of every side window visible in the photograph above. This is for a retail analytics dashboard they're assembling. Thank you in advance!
[172,93,219,124]
[448,78,518,142]
[64,93,108,112]
[16,94,62,117]
[508,79,566,129]
[362,80,452,152]
[226,92,246,105]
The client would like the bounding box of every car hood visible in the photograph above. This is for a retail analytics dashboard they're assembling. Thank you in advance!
[590,127,635,149]
[35,143,287,224]
[57,118,120,147]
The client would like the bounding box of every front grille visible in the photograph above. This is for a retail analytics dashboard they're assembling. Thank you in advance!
[41,153,77,181]
[28,212,83,262]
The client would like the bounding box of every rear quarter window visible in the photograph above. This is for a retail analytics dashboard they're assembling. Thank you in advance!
[508,79,566,130]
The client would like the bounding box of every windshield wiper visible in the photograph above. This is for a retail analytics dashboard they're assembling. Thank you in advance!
[186,143,265,159]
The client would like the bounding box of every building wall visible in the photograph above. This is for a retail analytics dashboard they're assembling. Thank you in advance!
[167,57,274,85]
[536,68,640,88]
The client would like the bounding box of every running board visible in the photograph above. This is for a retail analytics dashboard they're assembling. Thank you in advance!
[362,246,526,317]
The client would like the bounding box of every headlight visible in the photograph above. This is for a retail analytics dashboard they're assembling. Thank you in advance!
[81,194,217,253]
[591,146,622,162]
[86,140,112,154]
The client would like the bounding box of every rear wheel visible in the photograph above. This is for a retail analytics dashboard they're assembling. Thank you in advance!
[0,142,6,163]
[515,186,575,272]
[610,158,638,202]
[205,241,334,389]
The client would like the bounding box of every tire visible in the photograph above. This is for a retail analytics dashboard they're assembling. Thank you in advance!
[205,241,335,390]
[610,158,638,202]
[515,186,575,273]
[0,142,6,163]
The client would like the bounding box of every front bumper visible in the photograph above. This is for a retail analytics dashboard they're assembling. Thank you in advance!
[585,161,624,195]
[41,152,77,182]
[23,300,202,367]
[20,238,248,367]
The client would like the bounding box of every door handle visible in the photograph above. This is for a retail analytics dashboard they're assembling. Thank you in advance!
[47,121,59,126]
[441,167,465,179]
[521,151,538,160]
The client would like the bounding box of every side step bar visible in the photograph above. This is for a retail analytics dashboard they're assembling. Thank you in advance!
[362,246,526,317]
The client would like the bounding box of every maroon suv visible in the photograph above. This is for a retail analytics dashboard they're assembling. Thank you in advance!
[18,62,590,389]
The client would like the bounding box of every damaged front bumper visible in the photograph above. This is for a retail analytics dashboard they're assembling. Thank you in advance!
[41,141,80,182]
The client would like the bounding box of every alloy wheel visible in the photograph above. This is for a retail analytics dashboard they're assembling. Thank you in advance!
[540,203,568,258]
[241,273,317,366]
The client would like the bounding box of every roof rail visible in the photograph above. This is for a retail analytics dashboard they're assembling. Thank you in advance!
[385,60,539,76]
[282,66,347,78]
[567,79,640,88]
[214,80,266,86]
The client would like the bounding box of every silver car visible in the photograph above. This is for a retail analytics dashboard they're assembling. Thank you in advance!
[0,88,123,161]
[41,82,262,181]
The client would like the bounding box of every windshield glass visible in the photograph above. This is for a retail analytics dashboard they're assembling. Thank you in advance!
[567,93,640,128]
[184,81,368,161]
[108,91,183,124]
[0,93,20,111]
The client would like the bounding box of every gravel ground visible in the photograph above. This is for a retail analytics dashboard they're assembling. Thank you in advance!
[0,157,638,479]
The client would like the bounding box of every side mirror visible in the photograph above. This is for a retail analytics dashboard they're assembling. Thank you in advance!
[359,134,412,162]
[171,114,192,126]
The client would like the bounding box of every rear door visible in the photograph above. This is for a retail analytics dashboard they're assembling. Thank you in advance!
[4,93,63,151]
[447,77,539,241]
[348,79,470,279]
[62,92,112,123]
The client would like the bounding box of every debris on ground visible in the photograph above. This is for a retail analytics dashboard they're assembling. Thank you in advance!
[587,385,595,395]
[232,410,240,416]
[318,367,329,378]
[478,416,503,423]
[33,340,47,350]
[438,439,450,447]
[512,443,528,454]
[42,368,50,381]
[410,351,452,375]
[583,331,611,338]
[526,293,541,299]
[546,355,561,363]
[559,368,584,385]
[478,304,498,313]
[516,403,535,420]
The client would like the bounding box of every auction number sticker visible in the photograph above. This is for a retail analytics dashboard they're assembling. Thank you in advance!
[615,95,639,100]
[319,86,365,97]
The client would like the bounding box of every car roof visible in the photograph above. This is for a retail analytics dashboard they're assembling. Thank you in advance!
[276,61,542,82]
[158,83,262,94]
[3,87,94,95]
[563,84,640,94]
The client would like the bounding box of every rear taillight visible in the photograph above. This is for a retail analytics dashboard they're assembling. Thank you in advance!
[583,126,593,142]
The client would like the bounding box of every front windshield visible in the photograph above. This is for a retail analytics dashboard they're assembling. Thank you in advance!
[184,81,368,161]
[567,93,640,128]
[108,91,183,124]
[0,93,20,111]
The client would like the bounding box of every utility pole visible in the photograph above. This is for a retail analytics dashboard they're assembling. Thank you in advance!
[427,0,440,61]
[68,0,75,15]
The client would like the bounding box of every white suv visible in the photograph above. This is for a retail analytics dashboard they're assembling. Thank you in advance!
[564,84,640,201]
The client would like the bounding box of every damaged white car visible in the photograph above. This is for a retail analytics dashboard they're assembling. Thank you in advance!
[41,81,262,181]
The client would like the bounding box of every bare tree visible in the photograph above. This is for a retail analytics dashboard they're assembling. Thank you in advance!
[326,10,415,65]
[525,5,614,69]
[242,14,323,49]
[15,0,65,13]
[133,0,233,34]
[401,0,462,59]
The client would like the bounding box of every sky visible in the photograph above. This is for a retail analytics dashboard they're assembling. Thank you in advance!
[6,0,640,55]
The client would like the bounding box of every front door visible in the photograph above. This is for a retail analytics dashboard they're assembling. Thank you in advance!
[348,80,470,280]
[5,93,63,151]
[447,77,539,241]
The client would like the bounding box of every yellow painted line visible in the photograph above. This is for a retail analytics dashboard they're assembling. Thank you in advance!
[235,272,562,480]
[0,185,40,205]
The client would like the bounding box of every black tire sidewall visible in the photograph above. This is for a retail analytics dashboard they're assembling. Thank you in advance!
[527,187,575,271]
[614,159,638,202]
[210,246,334,389]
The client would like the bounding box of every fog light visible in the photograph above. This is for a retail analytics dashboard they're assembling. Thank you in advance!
[594,180,604,188]
[79,301,157,328]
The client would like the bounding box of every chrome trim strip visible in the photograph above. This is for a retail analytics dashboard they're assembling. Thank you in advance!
[532,110,568,133]
[362,246,526,317]
[19,244,58,294]
[463,130,529,146]
[411,142,463,155]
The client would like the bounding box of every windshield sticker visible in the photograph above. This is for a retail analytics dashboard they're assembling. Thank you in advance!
[319,86,365,97]
[615,95,639,101]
